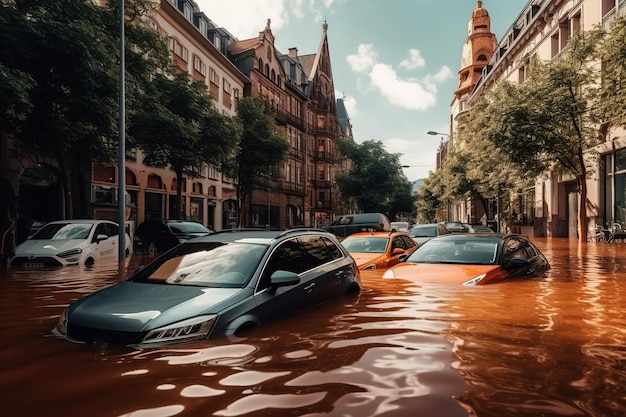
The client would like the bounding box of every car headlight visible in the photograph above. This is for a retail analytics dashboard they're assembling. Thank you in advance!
[141,315,217,345]
[52,308,69,337]
[382,269,395,278]
[462,273,486,286]
[57,248,82,259]
[362,264,376,270]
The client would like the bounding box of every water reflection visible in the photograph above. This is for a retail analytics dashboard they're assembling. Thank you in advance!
[2,239,626,416]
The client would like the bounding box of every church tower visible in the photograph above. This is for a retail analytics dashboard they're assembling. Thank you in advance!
[455,1,497,99]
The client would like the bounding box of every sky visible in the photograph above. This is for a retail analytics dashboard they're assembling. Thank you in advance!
[194,0,530,181]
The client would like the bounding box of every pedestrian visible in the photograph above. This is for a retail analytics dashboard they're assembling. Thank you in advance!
[481,212,487,226]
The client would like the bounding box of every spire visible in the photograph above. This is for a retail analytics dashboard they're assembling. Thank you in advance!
[456,2,497,98]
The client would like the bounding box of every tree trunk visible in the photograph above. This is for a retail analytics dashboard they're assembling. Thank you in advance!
[578,174,588,243]
[58,157,73,219]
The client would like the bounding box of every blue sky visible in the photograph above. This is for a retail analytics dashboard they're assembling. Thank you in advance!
[194,0,530,181]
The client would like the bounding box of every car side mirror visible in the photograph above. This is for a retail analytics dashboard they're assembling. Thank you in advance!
[392,248,404,255]
[95,234,109,243]
[268,270,300,295]
[506,258,530,270]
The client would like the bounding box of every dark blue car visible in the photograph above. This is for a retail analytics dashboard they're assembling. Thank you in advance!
[54,229,361,347]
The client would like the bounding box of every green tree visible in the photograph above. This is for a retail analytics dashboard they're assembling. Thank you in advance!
[597,16,626,131]
[415,170,444,223]
[224,96,289,227]
[336,139,412,214]
[129,71,240,219]
[0,0,169,219]
[483,29,604,241]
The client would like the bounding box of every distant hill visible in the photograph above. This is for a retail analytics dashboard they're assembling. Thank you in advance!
[412,178,424,193]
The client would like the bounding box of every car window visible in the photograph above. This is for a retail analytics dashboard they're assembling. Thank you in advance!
[322,236,344,260]
[408,239,498,264]
[342,237,388,253]
[411,226,437,237]
[392,236,406,251]
[400,235,416,249]
[32,223,92,240]
[299,235,335,269]
[168,222,209,233]
[133,242,267,287]
[94,223,109,239]
[502,238,531,263]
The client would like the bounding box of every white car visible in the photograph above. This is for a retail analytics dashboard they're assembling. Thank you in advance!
[10,219,131,268]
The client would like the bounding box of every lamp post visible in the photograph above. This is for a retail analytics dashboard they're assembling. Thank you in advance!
[427,130,451,221]
[117,0,126,267]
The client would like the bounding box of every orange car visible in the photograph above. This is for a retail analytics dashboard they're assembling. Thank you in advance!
[382,233,550,285]
[341,231,418,270]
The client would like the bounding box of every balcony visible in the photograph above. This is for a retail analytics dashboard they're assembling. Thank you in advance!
[312,180,332,189]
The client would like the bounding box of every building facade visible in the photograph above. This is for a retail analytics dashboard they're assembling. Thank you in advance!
[450,0,626,238]
[1,0,348,247]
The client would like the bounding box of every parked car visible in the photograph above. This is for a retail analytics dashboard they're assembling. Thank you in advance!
[390,221,410,232]
[409,223,451,245]
[324,213,391,238]
[10,219,131,268]
[464,223,495,233]
[133,219,213,253]
[341,231,417,270]
[53,229,362,347]
[382,233,550,285]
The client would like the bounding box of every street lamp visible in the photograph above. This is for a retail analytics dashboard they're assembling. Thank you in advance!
[427,130,451,221]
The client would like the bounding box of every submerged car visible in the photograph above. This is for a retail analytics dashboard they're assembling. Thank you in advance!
[409,223,451,245]
[54,229,361,347]
[133,219,213,253]
[341,231,417,270]
[10,219,131,267]
[382,233,550,285]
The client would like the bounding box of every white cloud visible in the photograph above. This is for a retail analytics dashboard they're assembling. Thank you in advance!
[346,43,454,112]
[370,63,436,111]
[346,44,378,73]
[399,49,426,70]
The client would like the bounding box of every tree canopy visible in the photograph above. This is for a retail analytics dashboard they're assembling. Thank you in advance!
[129,70,240,219]
[226,96,290,227]
[336,139,415,217]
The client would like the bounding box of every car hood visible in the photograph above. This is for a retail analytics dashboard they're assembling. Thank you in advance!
[385,262,506,285]
[350,252,385,267]
[69,281,247,332]
[15,239,86,255]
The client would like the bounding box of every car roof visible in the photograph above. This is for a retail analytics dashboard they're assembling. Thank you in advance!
[429,233,508,241]
[344,231,407,238]
[47,219,111,224]
[189,228,336,244]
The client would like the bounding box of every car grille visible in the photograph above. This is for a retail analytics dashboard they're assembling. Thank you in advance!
[10,256,62,267]
[67,324,145,346]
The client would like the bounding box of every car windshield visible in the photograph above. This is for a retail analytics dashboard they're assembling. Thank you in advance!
[167,222,210,234]
[131,241,267,287]
[410,226,436,238]
[30,223,92,240]
[342,237,389,253]
[407,238,498,264]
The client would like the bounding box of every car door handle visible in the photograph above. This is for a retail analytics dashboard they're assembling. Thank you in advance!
[303,283,316,292]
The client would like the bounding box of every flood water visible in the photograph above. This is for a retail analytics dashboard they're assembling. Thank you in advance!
[2,238,626,417]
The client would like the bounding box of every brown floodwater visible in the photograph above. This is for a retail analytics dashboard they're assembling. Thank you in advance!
[1,238,626,417]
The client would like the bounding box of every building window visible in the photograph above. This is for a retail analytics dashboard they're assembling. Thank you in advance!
[213,36,221,51]
[209,67,219,85]
[199,19,207,36]
[183,4,192,21]
[173,38,188,62]
[193,55,207,77]
[223,79,231,94]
